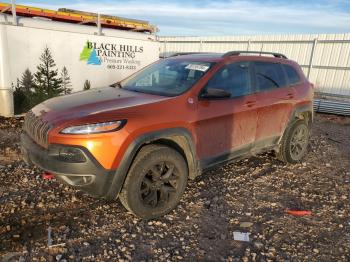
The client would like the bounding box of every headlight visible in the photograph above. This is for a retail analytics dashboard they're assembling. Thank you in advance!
[60,120,126,135]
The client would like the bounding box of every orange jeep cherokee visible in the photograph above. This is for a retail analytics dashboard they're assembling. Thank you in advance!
[21,51,314,219]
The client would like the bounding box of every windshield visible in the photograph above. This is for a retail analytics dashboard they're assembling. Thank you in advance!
[120,59,214,96]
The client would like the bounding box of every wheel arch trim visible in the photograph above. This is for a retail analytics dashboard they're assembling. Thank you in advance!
[290,102,314,124]
[105,127,199,200]
[277,102,313,148]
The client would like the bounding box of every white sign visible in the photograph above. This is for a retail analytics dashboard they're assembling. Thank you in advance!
[185,64,210,72]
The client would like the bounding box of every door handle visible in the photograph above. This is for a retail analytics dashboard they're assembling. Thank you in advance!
[245,101,256,107]
[286,93,294,99]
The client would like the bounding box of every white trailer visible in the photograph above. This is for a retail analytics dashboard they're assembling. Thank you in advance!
[0,10,159,116]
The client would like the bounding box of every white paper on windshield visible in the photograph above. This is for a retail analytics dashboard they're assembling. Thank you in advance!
[185,64,210,72]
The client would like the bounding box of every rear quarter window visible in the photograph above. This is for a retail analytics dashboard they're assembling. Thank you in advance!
[283,64,302,85]
[254,62,287,92]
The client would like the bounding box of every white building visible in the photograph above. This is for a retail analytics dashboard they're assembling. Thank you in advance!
[0,4,159,116]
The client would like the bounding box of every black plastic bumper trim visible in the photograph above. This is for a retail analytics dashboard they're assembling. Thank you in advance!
[20,133,116,197]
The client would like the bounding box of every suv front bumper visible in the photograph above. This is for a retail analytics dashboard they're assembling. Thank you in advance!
[21,133,116,198]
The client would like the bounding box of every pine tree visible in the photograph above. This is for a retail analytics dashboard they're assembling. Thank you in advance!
[20,69,35,94]
[12,69,36,113]
[13,78,27,114]
[12,78,20,90]
[83,80,91,90]
[61,66,72,95]
[34,47,63,100]
[19,69,35,111]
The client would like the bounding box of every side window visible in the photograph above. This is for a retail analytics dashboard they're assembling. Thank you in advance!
[283,64,301,85]
[204,62,252,98]
[254,62,287,92]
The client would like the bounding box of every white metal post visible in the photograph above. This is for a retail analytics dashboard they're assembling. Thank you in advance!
[0,24,14,116]
[308,38,318,79]
[164,40,167,57]
[199,39,203,52]
[11,0,17,26]
[247,39,251,51]
[97,13,102,35]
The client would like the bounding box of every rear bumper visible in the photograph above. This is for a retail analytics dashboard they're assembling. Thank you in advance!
[20,133,116,198]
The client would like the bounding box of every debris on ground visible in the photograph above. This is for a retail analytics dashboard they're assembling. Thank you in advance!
[0,114,350,261]
[285,209,313,216]
[233,232,250,242]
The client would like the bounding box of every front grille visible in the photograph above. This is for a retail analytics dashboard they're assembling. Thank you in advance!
[23,111,51,148]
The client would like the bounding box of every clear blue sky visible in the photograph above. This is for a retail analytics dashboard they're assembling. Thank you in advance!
[13,0,350,36]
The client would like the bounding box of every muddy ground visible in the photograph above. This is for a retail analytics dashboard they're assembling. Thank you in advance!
[0,114,349,261]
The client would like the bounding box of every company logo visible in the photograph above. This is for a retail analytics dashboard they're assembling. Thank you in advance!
[80,41,144,66]
[80,41,101,65]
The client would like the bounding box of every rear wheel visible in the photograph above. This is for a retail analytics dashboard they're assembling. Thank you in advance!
[119,145,188,219]
[277,119,310,164]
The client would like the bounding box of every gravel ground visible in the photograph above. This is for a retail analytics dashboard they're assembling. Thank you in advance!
[0,114,349,262]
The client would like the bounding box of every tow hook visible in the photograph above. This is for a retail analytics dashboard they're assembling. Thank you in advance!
[42,171,55,180]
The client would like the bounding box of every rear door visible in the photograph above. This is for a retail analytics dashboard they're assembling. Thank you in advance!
[195,61,258,167]
[252,61,295,150]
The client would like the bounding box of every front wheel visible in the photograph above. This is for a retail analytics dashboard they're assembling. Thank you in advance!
[276,119,310,164]
[119,145,188,219]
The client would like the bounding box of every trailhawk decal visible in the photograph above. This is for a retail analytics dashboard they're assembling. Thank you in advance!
[79,41,144,70]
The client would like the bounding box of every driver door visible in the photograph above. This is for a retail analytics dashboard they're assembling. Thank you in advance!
[194,61,258,168]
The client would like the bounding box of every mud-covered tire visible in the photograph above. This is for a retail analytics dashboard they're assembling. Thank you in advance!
[119,145,188,219]
[277,119,310,164]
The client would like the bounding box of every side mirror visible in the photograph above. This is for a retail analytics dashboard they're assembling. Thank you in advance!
[201,88,231,99]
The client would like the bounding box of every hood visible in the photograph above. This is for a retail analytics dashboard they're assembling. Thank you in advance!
[31,86,169,125]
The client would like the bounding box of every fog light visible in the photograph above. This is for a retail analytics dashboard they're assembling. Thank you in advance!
[58,147,86,163]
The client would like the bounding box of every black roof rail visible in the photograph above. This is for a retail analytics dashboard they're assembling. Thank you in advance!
[160,52,217,59]
[169,52,204,57]
[223,51,287,59]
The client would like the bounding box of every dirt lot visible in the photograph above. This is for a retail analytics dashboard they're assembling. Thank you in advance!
[0,114,349,261]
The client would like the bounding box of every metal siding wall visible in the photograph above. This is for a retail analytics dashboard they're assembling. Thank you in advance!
[159,34,350,97]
